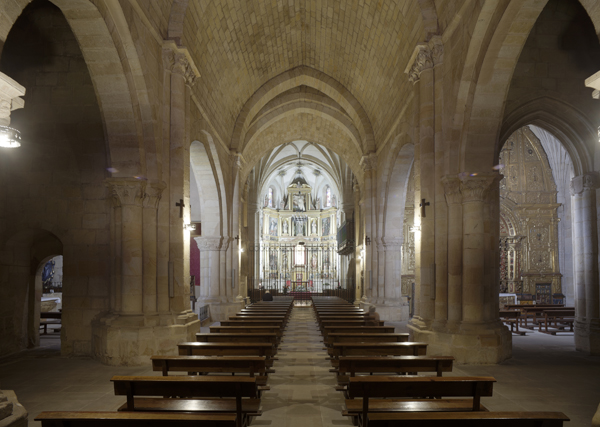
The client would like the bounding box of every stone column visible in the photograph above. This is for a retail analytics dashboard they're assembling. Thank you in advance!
[195,236,222,301]
[220,238,231,302]
[442,176,463,324]
[571,172,600,354]
[142,181,166,314]
[383,238,402,300]
[360,154,377,301]
[106,178,145,315]
[166,50,196,313]
[460,174,496,323]
[410,43,436,323]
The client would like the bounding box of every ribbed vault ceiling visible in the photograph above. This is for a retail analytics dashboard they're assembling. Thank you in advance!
[182,0,424,148]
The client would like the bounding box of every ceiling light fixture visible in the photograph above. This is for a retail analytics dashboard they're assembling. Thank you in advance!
[0,125,22,148]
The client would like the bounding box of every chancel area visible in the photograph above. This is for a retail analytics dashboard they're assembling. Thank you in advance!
[1,0,600,426]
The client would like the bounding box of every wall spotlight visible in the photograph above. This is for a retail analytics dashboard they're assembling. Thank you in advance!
[409,226,421,233]
[183,223,196,232]
[0,125,22,148]
[365,236,371,246]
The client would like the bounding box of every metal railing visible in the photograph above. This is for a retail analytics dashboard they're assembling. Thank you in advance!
[198,304,210,321]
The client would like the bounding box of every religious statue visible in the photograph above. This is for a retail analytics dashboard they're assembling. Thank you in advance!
[311,219,317,234]
[295,219,304,236]
[322,217,330,236]
[282,220,288,234]
[269,218,277,236]
[311,254,317,269]
[269,252,277,270]
[293,194,305,212]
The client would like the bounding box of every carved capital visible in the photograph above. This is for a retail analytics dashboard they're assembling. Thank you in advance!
[194,236,222,251]
[164,49,197,87]
[442,175,462,205]
[571,172,600,195]
[405,37,444,84]
[459,174,498,203]
[360,153,378,172]
[0,71,25,125]
[143,181,166,208]
[106,178,146,207]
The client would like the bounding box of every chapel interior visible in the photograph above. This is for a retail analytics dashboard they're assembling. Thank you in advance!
[0,0,600,426]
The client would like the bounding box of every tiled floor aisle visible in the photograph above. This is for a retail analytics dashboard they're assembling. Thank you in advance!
[256,306,352,426]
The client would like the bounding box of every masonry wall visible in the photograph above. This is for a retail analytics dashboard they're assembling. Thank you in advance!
[0,0,110,357]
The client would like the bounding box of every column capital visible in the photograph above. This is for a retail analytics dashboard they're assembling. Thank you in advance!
[143,181,166,208]
[459,173,499,203]
[106,178,146,207]
[0,71,25,126]
[442,175,462,205]
[405,36,443,84]
[163,47,198,87]
[360,152,378,172]
[194,236,222,251]
[570,172,600,195]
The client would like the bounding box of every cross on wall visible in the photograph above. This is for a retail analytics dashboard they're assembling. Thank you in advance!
[420,198,430,218]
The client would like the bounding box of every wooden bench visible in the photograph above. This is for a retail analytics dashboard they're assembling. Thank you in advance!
[196,333,279,347]
[219,320,284,328]
[40,311,62,335]
[35,411,238,426]
[538,310,575,334]
[210,326,283,337]
[327,333,409,347]
[320,320,385,334]
[345,376,495,427]
[337,355,454,381]
[365,411,569,426]
[151,355,271,395]
[499,310,524,335]
[322,326,396,341]
[112,375,259,427]
[177,342,275,362]
[331,342,428,360]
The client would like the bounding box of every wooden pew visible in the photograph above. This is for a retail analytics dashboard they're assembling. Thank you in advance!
[538,309,575,334]
[112,375,259,427]
[229,315,287,325]
[35,411,238,426]
[210,325,283,337]
[331,342,428,359]
[337,356,454,380]
[321,320,385,335]
[178,342,275,361]
[151,355,271,395]
[40,311,61,335]
[196,333,279,347]
[219,320,285,328]
[499,310,524,335]
[326,333,409,347]
[322,326,396,341]
[365,412,569,427]
[345,376,496,427]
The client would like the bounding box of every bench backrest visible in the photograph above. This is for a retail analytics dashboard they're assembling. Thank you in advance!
[333,342,428,357]
[35,411,238,426]
[177,342,273,357]
[338,356,454,376]
[150,356,267,376]
[366,411,569,427]
[112,375,257,404]
[544,310,575,317]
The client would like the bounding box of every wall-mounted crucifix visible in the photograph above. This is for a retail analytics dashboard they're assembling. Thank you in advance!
[420,198,430,218]
[176,199,185,218]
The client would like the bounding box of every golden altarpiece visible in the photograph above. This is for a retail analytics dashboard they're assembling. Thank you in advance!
[498,127,562,304]
[258,174,339,292]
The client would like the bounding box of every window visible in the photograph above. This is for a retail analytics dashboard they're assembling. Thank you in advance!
[326,187,331,207]
[267,188,273,207]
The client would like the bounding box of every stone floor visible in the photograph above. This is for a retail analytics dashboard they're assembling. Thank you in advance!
[0,309,599,426]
